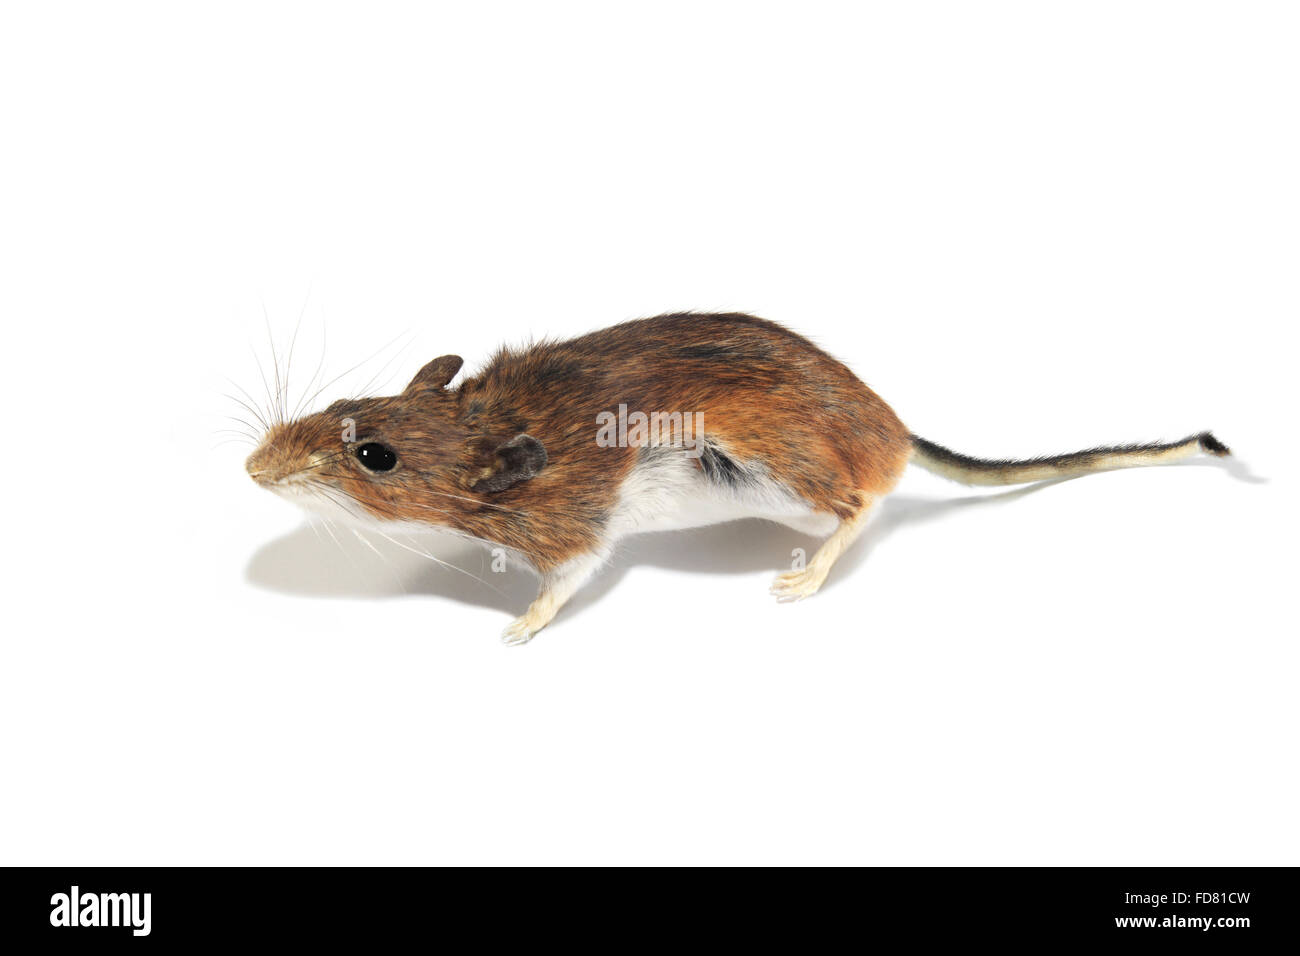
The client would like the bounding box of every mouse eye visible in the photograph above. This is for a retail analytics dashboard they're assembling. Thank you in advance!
[355,442,398,473]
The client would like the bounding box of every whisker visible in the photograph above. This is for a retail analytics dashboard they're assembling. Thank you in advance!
[224,389,271,433]
[309,480,455,523]
[281,290,310,428]
[250,344,278,431]
[292,480,518,598]
[224,413,263,435]
[351,528,409,595]
[310,468,531,517]
[291,321,330,421]
[305,513,326,544]
[310,479,472,532]
[263,300,284,425]
[369,526,510,598]
[214,416,261,435]
[296,329,412,417]
[420,488,529,515]
[310,505,370,582]
[352,332,416,399]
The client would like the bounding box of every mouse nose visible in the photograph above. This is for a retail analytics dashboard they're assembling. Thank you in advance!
[245,448,274,485]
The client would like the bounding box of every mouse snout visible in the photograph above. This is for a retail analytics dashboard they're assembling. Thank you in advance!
[245,447,276,486]
[245,445,298,487]
[245,439,331,488]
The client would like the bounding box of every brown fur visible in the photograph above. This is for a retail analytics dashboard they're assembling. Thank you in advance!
[247,312,913,573]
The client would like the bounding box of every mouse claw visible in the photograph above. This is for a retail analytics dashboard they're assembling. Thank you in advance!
[501,616,537,646]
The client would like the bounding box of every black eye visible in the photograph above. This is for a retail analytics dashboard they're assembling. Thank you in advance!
[355,442,398,472]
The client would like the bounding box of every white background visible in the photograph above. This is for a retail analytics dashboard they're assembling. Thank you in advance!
[2,2,1296,865]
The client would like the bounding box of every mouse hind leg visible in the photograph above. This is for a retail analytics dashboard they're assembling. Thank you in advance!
[764,411,911,603]
[769,494,878,603]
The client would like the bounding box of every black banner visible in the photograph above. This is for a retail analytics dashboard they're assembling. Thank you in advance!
[2,867,1294,946]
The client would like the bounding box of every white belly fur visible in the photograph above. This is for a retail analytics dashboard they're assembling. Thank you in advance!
[605,448,839,541]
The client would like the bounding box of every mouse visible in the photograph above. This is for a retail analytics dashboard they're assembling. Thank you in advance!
[244,311,1231,644]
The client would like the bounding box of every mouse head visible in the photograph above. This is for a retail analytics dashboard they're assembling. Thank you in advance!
[244,354,547,528]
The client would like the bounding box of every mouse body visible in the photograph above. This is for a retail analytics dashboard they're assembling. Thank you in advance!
[245,312,1229,644]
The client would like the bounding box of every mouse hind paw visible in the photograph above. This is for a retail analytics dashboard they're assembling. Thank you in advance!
[770,497,878,603]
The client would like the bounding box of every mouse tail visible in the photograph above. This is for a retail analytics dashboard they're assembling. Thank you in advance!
[908,432,1230,487]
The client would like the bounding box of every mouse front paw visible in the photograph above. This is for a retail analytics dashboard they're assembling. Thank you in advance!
[769,567,829,603]
[501,615,538,646]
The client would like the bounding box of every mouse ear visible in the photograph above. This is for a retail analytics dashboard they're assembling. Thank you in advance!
[405,354,463,393]
[471,434,547,494]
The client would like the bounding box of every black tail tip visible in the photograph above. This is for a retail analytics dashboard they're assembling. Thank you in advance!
[1198,432,1231,457]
